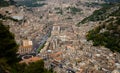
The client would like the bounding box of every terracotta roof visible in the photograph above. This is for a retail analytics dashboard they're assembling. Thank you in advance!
[54,57,63,61]
[50,52,62,57]
[19,57,42,64]
[67,45,75,50]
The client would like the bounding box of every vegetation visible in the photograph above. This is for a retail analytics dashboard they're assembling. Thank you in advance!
[0,0,9,7]
[16,0,46,7]
[77,3,116,26]
[84,2,100,7]
[27,3,46,7]
[82,3,120,52]
[0,21,18,73]
[0,0,15,7]
[0,21,18,64]
[11,60,54,73]
[86,17,120,52]
[37,41,46,53]
[55,7,63,15]
[0,21,54,73]
[66,7,82,14]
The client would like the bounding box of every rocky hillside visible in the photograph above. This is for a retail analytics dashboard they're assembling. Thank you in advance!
[77,3,120,24]
[79,3,120,52]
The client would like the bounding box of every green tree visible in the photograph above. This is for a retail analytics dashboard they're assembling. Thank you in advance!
[0,22,54,73]
[0,21,18,73]
[0,22,18,64]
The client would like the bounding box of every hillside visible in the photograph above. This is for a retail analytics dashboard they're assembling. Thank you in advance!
[77,3,120,24]
[82,3,120,52]
[1,0,120,73]
[0,0,15,7]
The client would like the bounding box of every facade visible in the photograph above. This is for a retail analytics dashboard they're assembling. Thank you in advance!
[22,40,33,47]
[18,40,33,55]
[51,25,60,36]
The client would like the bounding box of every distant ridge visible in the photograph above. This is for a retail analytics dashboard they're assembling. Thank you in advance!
[0,0,15,7]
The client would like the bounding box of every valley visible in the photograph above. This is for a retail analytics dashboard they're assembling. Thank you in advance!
[0,0,120,73]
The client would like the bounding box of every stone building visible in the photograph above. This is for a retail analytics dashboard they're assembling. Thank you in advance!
[18,40,33,55]
[51,25,60,36]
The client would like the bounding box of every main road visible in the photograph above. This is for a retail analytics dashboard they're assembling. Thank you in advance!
[32,25,52,55]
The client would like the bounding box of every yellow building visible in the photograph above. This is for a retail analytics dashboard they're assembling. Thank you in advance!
[22,40,33,47]
[18,40,33,55]
[51,25,60,36]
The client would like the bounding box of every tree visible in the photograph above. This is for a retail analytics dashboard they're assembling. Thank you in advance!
[11,60,54,73]
[0,22,54,73]
[0,21,18,73]
[0,22,18,64]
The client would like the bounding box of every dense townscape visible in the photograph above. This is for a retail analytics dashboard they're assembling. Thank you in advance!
[0,0,120,73]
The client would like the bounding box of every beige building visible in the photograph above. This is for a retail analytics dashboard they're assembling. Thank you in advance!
[18,40,33,55]
[22,40,33,47]
[51,25,60,36]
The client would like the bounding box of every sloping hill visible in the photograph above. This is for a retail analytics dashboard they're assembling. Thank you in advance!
[0,0,15,7]
[77,3,120,25]
[83,3,120,52]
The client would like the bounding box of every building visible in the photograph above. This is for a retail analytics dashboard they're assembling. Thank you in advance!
[22,40,33,47]
[19,57,42,64]
[51,25,60,36]
[11,15,24,21]
[18,40,33,55]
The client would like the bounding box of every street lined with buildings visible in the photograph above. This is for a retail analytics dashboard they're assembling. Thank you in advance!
[1,0,120,73]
